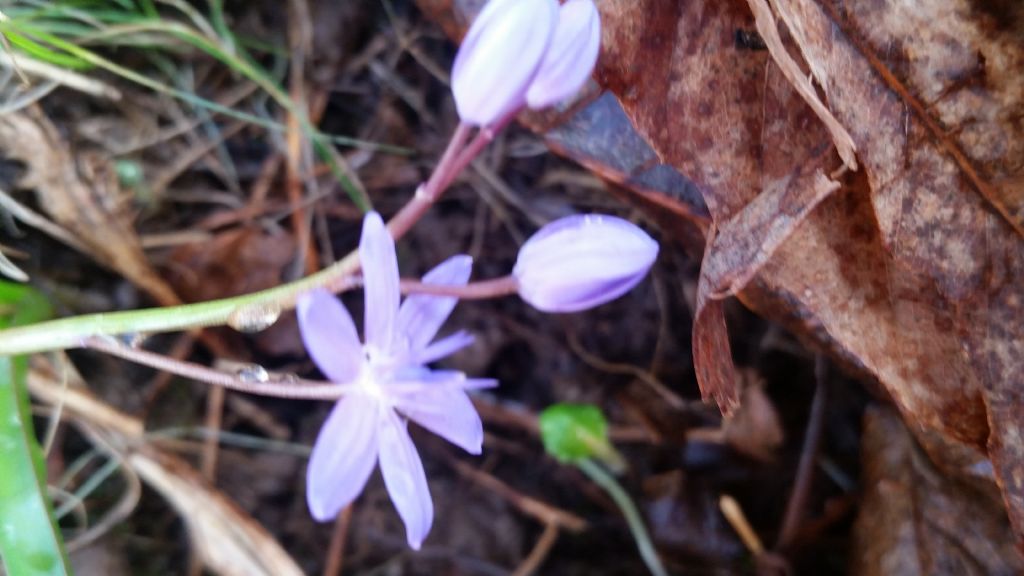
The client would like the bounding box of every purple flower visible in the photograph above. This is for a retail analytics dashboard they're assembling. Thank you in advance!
[513,214,659,313]
[451,0,559,126]
[298,212,492,549]
[526,0,602,109]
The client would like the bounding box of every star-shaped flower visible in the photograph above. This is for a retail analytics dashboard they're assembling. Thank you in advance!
[297,212,492,549]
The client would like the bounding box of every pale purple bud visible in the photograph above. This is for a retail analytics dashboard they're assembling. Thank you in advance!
[513,214,659,313]
[451,0,559,126]
[526,0,601,109]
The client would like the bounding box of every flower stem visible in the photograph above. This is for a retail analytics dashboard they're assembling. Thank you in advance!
[399,275,518,300]
[576,459,668,576]
[82,336,349,400]
[387,121,472,240]
[0,259,361,356]
[0,117,506,356]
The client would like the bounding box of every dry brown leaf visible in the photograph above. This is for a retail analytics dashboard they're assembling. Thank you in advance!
[167,227,296,302]
[0,108,180,305]
[692,225,741,416]
[747,0,857,171]
[852,406,1023,575]
[722,372,785,461]
[414,0,1024,546]
[27,367,304,576]
[592,0,1024,547]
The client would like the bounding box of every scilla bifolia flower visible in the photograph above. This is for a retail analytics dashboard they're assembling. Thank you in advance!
[451,0,558,126]
[513,214,659,313]
[526,0,602,109]
[298,212,492,549]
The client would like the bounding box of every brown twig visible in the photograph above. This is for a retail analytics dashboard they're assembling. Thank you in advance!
[446,458,587,533]
[775,355,829,551]
[511,522,560,576]
[720,494,764,555]
[286,0,318,276]
[322,504,353,576]
[565,328,686,410]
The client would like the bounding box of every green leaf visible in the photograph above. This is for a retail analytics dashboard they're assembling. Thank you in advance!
[0,282,70,576]
[539,403,611,463]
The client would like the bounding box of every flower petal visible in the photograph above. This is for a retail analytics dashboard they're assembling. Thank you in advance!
[412,330,475,365]
[526,0,602,109]
[451,0,559,125]
[360,212,401,355]
[306,395,380,521]
[513,214,659,312]
[462,378,499,390]
[397,254,472,356]
[378,410,434,549]
[297,289,363,382]
[396,387,483,455]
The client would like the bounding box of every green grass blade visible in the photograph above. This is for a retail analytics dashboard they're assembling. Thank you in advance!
[1,17,395,204]
[2,29,93,69]
[0,282,70,576]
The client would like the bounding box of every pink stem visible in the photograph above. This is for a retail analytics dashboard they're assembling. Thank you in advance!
[82,336,349,400]
[388,122,471,240]
[399,275,519,300]
[388,110,517,240]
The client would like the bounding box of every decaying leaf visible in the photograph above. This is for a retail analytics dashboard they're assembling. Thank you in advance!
[0,108,180,305]
[722,372,784,462]
[27,366,304,576]
[416,0,1024,549]
[852,406,1023,575]
[593,0,1024,546]
[692,225,740,416]
[167,227,296,302]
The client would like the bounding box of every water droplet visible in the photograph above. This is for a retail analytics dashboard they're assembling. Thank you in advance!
[228,302,282,333]
[280,373,299,384]
[118,332,148,348]
[236,364,269,383]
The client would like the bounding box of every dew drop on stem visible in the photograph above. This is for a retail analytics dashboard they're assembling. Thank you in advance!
[236,364,270,383]
[228,302,282,333]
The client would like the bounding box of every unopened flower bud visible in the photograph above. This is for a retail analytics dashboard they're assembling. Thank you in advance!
[526,0,602,109]
[513,214,659,313]
[451,0,559,126]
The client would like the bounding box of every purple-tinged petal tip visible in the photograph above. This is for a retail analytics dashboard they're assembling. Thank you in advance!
[526,0,602,109]
[451,0,559,126]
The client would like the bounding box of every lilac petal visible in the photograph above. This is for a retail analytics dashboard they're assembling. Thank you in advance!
[412,330,475,365]
[397,255,472,356]
[297,289,363,383]
[360,212,401,355]
[378,410,433,549]
[526,0,602,109]
[513,214,659,313]
[396,387,483,455]
[306,395,380,521]
[451,0,559,126]
[388,367,496,392]
[462,378,499,390]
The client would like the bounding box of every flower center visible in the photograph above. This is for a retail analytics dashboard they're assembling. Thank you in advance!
[354,345,398,405]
